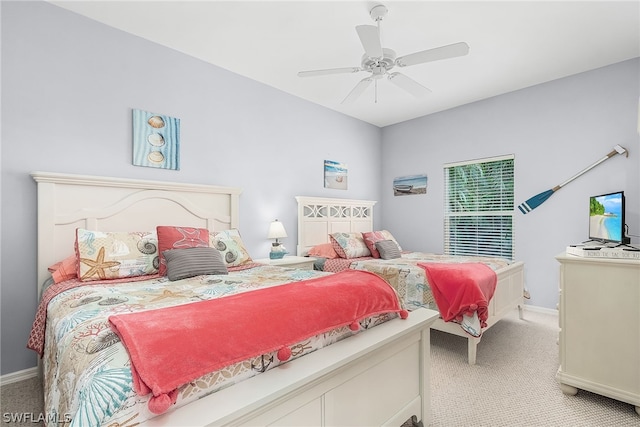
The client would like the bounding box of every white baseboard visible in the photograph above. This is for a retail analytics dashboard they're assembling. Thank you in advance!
[0,367,38,386]
[523,304,558,316]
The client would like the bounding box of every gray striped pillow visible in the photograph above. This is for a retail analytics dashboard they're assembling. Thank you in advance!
[375,240,401,260]
[163,247,228,281]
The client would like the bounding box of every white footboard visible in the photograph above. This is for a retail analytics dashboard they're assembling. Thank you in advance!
[143,308,439,427]
[430,261,525,364]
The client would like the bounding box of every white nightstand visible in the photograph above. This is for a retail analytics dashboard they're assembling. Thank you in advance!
[254,256,317,270]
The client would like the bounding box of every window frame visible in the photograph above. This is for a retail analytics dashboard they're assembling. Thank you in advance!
[443,154,515,260]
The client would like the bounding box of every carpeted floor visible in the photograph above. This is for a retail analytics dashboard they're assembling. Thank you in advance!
[2,309,638,426]
[429,309,639,427]
[1,375,44,426]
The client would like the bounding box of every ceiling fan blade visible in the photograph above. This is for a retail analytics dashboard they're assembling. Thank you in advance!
[341,77,373,104]
[387,72,432,97]
[297,67,361,78]
[396,42,469,67]
[356,25,383,58]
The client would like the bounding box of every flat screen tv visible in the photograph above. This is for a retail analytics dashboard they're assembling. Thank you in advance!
[588,191,625,244]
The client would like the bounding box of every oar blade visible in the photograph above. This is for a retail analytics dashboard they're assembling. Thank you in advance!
[518,189,555,214]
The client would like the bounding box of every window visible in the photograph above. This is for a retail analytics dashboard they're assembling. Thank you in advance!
[443,155,515,260]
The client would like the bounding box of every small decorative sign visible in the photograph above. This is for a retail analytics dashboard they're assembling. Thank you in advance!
[132,109,180,170]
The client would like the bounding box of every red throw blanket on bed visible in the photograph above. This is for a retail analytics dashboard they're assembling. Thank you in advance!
[108,269,407,414]
[418,262,496,327]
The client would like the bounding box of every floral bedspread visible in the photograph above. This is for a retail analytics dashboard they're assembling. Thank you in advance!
[349,252,512,311]
[38,265,396,427]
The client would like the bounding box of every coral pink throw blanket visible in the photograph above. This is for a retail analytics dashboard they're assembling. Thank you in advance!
[109,270,407,414]
[418,262,496,327]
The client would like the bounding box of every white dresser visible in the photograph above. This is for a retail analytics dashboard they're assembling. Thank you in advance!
[555,252,640,415]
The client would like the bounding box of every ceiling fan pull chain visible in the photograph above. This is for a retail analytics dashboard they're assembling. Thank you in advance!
[375,79,378,103]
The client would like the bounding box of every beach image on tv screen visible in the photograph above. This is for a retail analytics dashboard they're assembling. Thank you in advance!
[589,194,622,241]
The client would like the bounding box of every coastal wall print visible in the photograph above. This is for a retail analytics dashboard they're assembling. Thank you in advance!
[324,160,348,190]
[393,174,428,196]
[132,108,180,170]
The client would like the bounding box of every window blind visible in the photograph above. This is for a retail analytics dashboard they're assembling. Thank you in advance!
[444,155,515,260]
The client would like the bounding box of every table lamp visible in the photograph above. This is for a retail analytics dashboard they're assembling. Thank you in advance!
[268,219,288,259]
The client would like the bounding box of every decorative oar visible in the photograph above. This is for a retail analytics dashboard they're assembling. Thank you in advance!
[518,144,628,214]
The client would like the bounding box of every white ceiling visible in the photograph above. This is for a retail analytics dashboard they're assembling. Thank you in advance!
[50,1,639,127]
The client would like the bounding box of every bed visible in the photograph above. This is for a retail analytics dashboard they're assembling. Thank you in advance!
[296,196,525,365]
[28,172,438,427]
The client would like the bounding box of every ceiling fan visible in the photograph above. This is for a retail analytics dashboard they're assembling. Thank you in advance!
[297,4,469,104]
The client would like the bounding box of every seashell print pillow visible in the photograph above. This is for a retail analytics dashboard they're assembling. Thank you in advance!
[75,229,159,282]
[209,229,253,267]
[329,232,371,259]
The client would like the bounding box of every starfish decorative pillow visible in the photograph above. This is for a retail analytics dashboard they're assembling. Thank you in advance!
[75,229,159,281]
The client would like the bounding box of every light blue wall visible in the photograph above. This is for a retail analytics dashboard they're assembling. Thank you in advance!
[2,1,638,377]
[380,58,640,309]
[1,1,381,375]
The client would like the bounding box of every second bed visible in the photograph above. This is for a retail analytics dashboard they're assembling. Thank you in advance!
[296,196,525,365]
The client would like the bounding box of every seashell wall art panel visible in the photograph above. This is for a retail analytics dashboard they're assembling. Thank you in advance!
[132,108,180,170]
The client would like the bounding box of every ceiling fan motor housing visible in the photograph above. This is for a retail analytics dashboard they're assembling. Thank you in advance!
[361,48,396,78]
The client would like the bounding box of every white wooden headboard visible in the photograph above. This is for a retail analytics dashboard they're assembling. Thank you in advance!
[295,196,376,256]
[32,172,241,294]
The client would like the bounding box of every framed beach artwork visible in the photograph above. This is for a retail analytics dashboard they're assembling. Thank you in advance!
[324,160,348,190]
[132,109,180,170]
[393,174,427,196]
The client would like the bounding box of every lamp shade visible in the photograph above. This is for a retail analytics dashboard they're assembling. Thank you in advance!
[267,220,288,240]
